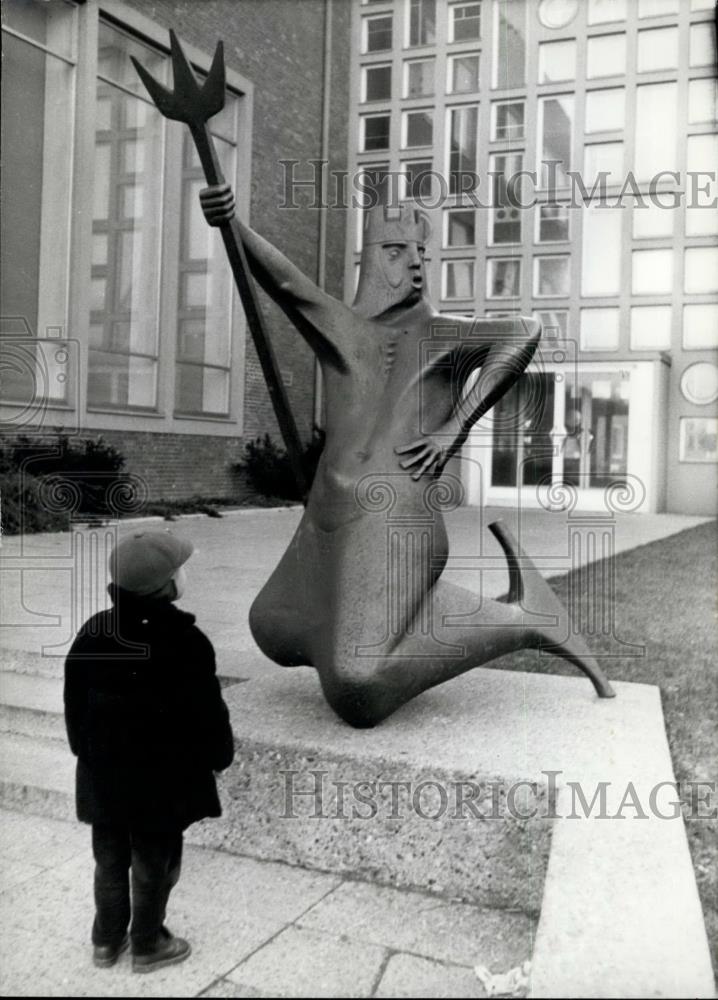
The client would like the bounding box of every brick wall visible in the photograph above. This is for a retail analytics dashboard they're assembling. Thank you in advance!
[1,429,247,501]
[98,429,246,499]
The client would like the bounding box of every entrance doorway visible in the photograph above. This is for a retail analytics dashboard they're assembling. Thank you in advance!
[489,370,630,502]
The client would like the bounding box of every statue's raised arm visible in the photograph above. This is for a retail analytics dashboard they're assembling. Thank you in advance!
[201,183,352,372]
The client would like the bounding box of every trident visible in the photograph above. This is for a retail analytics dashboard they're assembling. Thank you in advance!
[132,32,308,500]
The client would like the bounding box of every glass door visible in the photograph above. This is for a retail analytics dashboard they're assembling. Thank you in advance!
[489,369,630,501]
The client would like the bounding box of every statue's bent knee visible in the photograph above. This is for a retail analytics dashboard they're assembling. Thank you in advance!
[319,671,387,729]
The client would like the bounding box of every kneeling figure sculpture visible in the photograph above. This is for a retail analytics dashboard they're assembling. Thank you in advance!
[135,36,615,728]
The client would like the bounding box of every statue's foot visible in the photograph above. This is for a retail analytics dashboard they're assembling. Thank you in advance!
[488,520,616,699]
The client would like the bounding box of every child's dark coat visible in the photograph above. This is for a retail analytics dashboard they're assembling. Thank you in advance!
[64,592,235,832]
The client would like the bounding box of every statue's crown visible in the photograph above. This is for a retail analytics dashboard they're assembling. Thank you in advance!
[363,204,429,247]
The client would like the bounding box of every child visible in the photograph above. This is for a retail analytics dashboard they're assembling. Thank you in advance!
[64,529,235,973]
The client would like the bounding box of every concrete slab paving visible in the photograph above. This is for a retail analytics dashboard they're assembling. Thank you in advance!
[0,808,534,999]
[299,881,534,969]
[374,953,484,999]
[1,506,710,670]
[199,982,269,998]
[0,853,45,893]
[225,924,388,997]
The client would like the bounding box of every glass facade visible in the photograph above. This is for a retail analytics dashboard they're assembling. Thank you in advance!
[2,0,245,426]
[349,0,718,513]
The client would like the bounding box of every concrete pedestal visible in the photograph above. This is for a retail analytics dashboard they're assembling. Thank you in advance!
[205,664,715,999]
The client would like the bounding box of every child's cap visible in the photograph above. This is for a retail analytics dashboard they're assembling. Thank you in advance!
[109,530,194,596]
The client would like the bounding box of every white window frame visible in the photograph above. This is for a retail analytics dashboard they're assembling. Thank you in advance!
[449,1,482,44]
[486,257,522,299]
[533,255,570,298]
[361,112,392,151]
[491,99,525,142]
[362,13,393,54]
[361,63,392,103]
[402,107,434,148]
[448,52,480,94]
[0,0,253,434]
[535,203,571,244]
[403,57,435,99]
[446,103,479,182]
[443,208,477,247]
[442,258,476,300]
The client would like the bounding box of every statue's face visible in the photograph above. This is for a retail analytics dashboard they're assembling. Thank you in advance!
[380,240,425,302]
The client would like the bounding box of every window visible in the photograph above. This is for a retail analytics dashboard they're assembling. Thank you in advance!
[444,260,475,298]
[586,34,626,79]
[404,59,434,97]
[355,166,391,249]
[364,15,393,52]
[638,0,678,15]
[450,2,481,42]
[686,134,718,237]
[630,306,672,350]
[585,89,625,133]
[362,64,392,102]
[588,0,627,24]
[358,164,391,208]
[536,310,568,339]
[580,308,620,351]
[492,0,526,89]
[487,258,521,297]
[1,0,76,404]
[683,304,718,350]
[362,114,390,151]
[403,160,433,200]
[582,208,622,296]
[632,249,674,294]
[684,247,718,294]
[2,3,244,419]
[448,105,478,193]
[449,53,480,93]
[175,120,236,416]
[490,152,523,244]
[534,256,569,297]
[635,83,677,180]
[689,23,716,68]
[492,100,525,141]
[446,209,476,246]
[584,142,624,188]
[404,109,433,147]
[89,22,169,410]
[538,40,576,84]
[637,28,678,73]
[688,78,718,125]
[538,96,573,188]
[537,204,569,242]
[409,0,436,46]
[632,201,674,238]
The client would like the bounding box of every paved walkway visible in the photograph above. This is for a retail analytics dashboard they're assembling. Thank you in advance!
[0,506,712,997]
[0,807,534,998]
[1,504,709,677]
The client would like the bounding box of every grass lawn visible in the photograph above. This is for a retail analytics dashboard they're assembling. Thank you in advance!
[500,519,718,968]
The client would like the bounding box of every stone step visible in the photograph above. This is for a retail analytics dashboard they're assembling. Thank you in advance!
[0,642,272,682]
[0,657,249,743]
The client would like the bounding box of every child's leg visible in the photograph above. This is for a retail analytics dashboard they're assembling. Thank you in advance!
[91,825,131,946]
[129,829,184,955]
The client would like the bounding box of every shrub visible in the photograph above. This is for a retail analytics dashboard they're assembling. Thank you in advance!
[238,428,325,501]
[0,432,129,533]
[0,470,70,534]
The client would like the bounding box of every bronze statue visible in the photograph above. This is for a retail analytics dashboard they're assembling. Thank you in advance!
[135,34,615,728]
